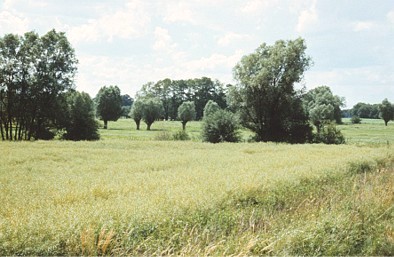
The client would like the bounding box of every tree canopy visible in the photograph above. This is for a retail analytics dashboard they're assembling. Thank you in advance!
[140,97,163,130]
[64,91,99,141]
[379,98,394,126]
[96,85,122,129]
[303,86,344,133]
[0,30,77,140]
[231,38,312,143]
[137,77,227,120]
[177,101,196,130]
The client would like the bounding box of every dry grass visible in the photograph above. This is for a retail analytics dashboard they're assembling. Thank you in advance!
[0,140,392,255]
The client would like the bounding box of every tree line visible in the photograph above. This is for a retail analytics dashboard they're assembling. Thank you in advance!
[1,30,393,142]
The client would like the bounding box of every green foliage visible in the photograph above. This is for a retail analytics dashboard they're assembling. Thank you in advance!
[303,85,345,132]
[64,92,99,141]
[202,109,241,143]
[129,100,144,130]
[203,100,220,118]
[177,101,196,130]
[140,97,163,130]
[313,123,345,144]
[231,38,312,143]
[96,85,122,129]
[352,102,380,119]
[351,115,362,124]
[379,98,394,126]
[0,30,77,140]
[137,77,227,120]
[172,130,191,141]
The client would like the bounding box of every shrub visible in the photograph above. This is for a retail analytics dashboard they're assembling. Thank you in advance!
[313,123,345,144]
[172,130,191,141]
[351,115,361,124]
[202,110,241,143]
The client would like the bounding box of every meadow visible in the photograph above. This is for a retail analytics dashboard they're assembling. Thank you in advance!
[0,119,393,255]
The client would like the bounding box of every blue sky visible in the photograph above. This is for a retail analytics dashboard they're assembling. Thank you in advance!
[1,0,393,108]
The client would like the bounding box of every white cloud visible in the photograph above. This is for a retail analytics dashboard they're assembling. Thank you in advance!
[241,0,277,15]
[185,50,244,72]
[163,2,195,24]
[153,27,176,52]
[217,32,252,47]
[353,21,375,32]
[296,0,318,33]
[68,1,150,44]
[0,10,29,35]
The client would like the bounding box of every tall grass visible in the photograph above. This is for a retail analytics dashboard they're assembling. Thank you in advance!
[0,140,393,255]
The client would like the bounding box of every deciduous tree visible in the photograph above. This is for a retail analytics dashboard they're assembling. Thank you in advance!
[177,101,196,130]
[231,38,312,142]
[64,91,99,141]
[379,98,394,126]
[96,85,122,129]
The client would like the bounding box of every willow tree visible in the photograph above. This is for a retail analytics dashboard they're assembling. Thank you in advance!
[230,38,312,143]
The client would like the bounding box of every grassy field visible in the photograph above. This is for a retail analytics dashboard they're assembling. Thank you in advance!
[0,118,393,255]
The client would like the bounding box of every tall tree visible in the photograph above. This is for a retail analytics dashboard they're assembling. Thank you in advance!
[379,98,394,126]
[231,38,312,142]
[64,91,99,141]
[96,85,122,129]
[177,101,196,130]
[0,30,77,140]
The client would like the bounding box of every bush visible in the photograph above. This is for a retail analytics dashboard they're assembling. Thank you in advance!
[202,110,241,143]
[351,115,361,124]
[172,130,191,141]
[313,124,345,144]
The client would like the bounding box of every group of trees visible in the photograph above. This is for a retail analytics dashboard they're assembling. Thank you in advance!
[2,30,390,143]
[0,30,98,141]
[346,100,394,126]
[136,77,227,120]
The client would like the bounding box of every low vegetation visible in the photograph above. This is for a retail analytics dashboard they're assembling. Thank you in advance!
[0,138,393,255]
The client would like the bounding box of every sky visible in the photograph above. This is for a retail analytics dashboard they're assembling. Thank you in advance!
[1,0,393,108]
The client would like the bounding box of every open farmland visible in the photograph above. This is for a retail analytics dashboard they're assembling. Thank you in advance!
[1,127,393,255]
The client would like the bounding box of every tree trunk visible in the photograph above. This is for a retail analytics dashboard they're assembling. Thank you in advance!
[104,120,108,129]
[136,120,140,130]
[147,123,151,130]
[385,120,388,126]
[182,121,186,131]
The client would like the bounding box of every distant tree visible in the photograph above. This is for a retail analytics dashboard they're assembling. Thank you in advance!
[177,101,196,130]
[120,94,134,118]
[136,77,227,120]
[141,97,163,130]
[202,109,240,143]
[303,86,344,133]
[379,98,394,126]
[203,100,220,118]
[64,92,99,141]
[121,94,134,106]
[231,38,312,142]
[129,100,143,130]
[96,85,122,129]
[351,102,380,119]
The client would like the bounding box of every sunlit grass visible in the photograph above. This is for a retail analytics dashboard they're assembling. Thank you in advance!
[0,139,393,255]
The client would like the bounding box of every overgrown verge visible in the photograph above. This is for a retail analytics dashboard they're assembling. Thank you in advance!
[1,156,393,255]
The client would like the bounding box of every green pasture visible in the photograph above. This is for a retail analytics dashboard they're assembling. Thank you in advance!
[0,118,393,255]
[100,118,394,145]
